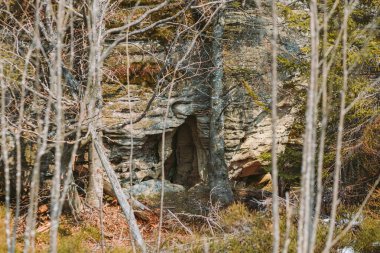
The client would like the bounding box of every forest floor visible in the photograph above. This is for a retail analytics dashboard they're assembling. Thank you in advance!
[1,188,380,252]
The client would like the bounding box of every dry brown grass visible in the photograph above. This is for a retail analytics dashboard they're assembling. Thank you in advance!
[1,186,379,252]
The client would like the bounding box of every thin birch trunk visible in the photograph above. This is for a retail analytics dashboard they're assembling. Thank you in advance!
[0,59,11,253]
[282,193,293,253]
[22,3,53,250]
[309,0,330,250]
[270,0,280,252]
[125,13,137,253]
[9,3,43,249]
[49,1,67,251]
[297,0,319,252]
[323,1,350,252]
[85,0,107,209]
[23,98,52,253]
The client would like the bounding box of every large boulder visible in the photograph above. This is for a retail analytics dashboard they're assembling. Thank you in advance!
[122,179,185,197]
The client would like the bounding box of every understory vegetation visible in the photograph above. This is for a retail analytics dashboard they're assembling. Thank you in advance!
[1,195,379,252]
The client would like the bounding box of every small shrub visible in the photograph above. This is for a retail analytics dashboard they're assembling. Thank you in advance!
[354,217,380,252]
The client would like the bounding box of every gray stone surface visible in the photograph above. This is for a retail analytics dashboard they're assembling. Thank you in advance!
[101,4,303,194]
[122,180,185,197]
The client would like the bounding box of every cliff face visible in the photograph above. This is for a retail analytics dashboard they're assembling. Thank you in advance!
[101,2,303,192]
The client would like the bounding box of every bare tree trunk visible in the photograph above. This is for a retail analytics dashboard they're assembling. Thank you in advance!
[23,98,52,253]
[297,0,319,252]
[270,0,280,252]
[310,0,330,250]
[49,0,66,249]
[0,60,11,253]
[87,141,104,208]
[59,146,84,216]
[208,3,234,206]
[85,0,107,209]
[323,1,350,252]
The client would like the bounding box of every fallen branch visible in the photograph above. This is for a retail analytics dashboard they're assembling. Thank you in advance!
[167,209,193,236]
[92,131,146,253]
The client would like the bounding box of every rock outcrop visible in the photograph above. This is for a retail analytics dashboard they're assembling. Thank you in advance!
[100,2,303,192]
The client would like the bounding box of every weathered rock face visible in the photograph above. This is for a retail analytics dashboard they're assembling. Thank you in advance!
[123,179,185,197]
[101,2,302,190]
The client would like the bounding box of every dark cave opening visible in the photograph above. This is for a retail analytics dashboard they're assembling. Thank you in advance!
[165,116,201,188]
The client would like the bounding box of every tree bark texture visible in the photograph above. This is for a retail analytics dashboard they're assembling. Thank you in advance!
[85,0,106,209]
[208,5,234,206]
